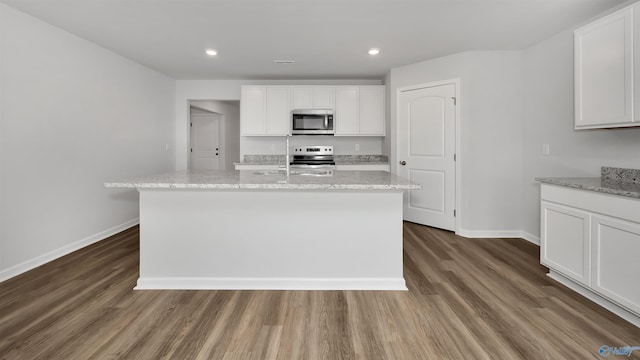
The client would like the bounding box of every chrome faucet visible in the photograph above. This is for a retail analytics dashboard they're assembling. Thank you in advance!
[285,134,290,176]
[278,135,291,176]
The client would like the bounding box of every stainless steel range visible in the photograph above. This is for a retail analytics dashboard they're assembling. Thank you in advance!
[290,146,335,170]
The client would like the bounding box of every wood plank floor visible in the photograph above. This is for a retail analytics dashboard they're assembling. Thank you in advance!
[1,222,639,359]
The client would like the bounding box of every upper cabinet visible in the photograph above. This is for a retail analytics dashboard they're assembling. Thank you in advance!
[575,4,639,129]
[241,84,385,136]
[241,86,291,136]
[335,85,385,136]
[335,87,360,135]
[292,86,335,110]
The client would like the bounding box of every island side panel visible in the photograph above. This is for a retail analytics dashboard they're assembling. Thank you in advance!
[137,189,406,290]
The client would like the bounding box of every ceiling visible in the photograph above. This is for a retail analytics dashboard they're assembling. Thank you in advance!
[1,0,627,80]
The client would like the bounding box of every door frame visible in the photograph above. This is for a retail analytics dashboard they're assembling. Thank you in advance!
[396,78,461,234]
[188,104,225,170]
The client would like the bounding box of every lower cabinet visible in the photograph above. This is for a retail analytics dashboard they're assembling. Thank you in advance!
[541,201,591,286]
[591,214,640,315]
[540,184,640,317]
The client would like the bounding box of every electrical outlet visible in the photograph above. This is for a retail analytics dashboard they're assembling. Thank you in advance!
[165,144,170,152]
[355,144,360,151]
[542,144,550,156]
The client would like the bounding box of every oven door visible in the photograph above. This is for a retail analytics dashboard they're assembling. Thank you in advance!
[292,113,334,135]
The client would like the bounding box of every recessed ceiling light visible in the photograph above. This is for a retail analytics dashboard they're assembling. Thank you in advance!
[274,60,295,64]
[205,49,218,56]
[368,48,380,56]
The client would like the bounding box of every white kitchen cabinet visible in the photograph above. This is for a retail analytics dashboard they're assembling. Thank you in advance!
[574,5,639,129]
[241,86,291,136]
[266,86,291,135]
[240,86,266,135]
[541,201,591,286]
[292,86,335,110]
[335,86,385,136]
[242,84,384,136]
[591,215,640,315]
[335,87,360,135]
[540,183,640,318]
[359,86,385,135]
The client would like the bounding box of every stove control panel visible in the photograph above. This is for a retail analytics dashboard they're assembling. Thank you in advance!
[292,146,333,155]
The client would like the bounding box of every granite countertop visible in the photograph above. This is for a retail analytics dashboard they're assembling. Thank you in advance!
[236,155,390,166]
[536,167,640,199]
[105,169,420,190]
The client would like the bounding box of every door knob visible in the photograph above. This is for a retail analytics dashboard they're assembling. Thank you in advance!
[399,160,406,165]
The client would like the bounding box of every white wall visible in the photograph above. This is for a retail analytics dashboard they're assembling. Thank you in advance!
[175,80,383,169]
[388,51,525,235]
[0,4,175,280]
[189,100,240,170]
[521,28,640,238]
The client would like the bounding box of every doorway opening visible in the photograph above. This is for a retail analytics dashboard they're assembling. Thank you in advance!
[187,100,240,170]
[190,108,221,170]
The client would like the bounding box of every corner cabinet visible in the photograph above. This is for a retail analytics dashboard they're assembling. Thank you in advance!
[240,86,291,136]
[335,86,385,136]
[540,184,640,318]
[574,4,640,129]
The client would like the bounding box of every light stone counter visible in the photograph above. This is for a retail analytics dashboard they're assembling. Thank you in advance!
[105,169,418,291]
[105,169,419,191]
[236,155,390,166]
[536,166,640,199]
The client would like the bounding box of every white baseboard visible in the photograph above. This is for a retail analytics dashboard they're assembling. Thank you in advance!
[520,231,540,246]
[0,218,139,283]
[457,228,540,246]
[135,277,408,291]
[548,271,640,328]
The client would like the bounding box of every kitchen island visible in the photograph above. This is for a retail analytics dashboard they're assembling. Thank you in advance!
[106,169,420,290]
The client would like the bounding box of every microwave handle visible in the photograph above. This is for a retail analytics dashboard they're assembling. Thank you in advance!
[324,116,328,129]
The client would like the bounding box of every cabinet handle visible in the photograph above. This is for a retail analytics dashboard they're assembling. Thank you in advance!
[399,161,406,165]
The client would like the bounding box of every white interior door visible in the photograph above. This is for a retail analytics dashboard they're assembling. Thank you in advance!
[190,115,220,170]
[397,82,456,231]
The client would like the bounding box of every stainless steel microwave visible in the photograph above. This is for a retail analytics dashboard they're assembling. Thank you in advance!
[291,109,334,135]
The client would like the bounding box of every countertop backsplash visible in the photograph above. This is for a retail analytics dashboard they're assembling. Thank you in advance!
[601,166,640,183]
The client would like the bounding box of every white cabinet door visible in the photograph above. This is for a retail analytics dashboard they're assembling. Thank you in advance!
[241,86,290,136]
[292,86,335,110]
[266,86,291,135]
[335,87,360,135]
[313,86,335,109]
[292,87,313,109]
[541,201,591,286]
[359,86,385,135]
[591,215,640,315]
[241,86,266,135]
[575,7,634,129]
